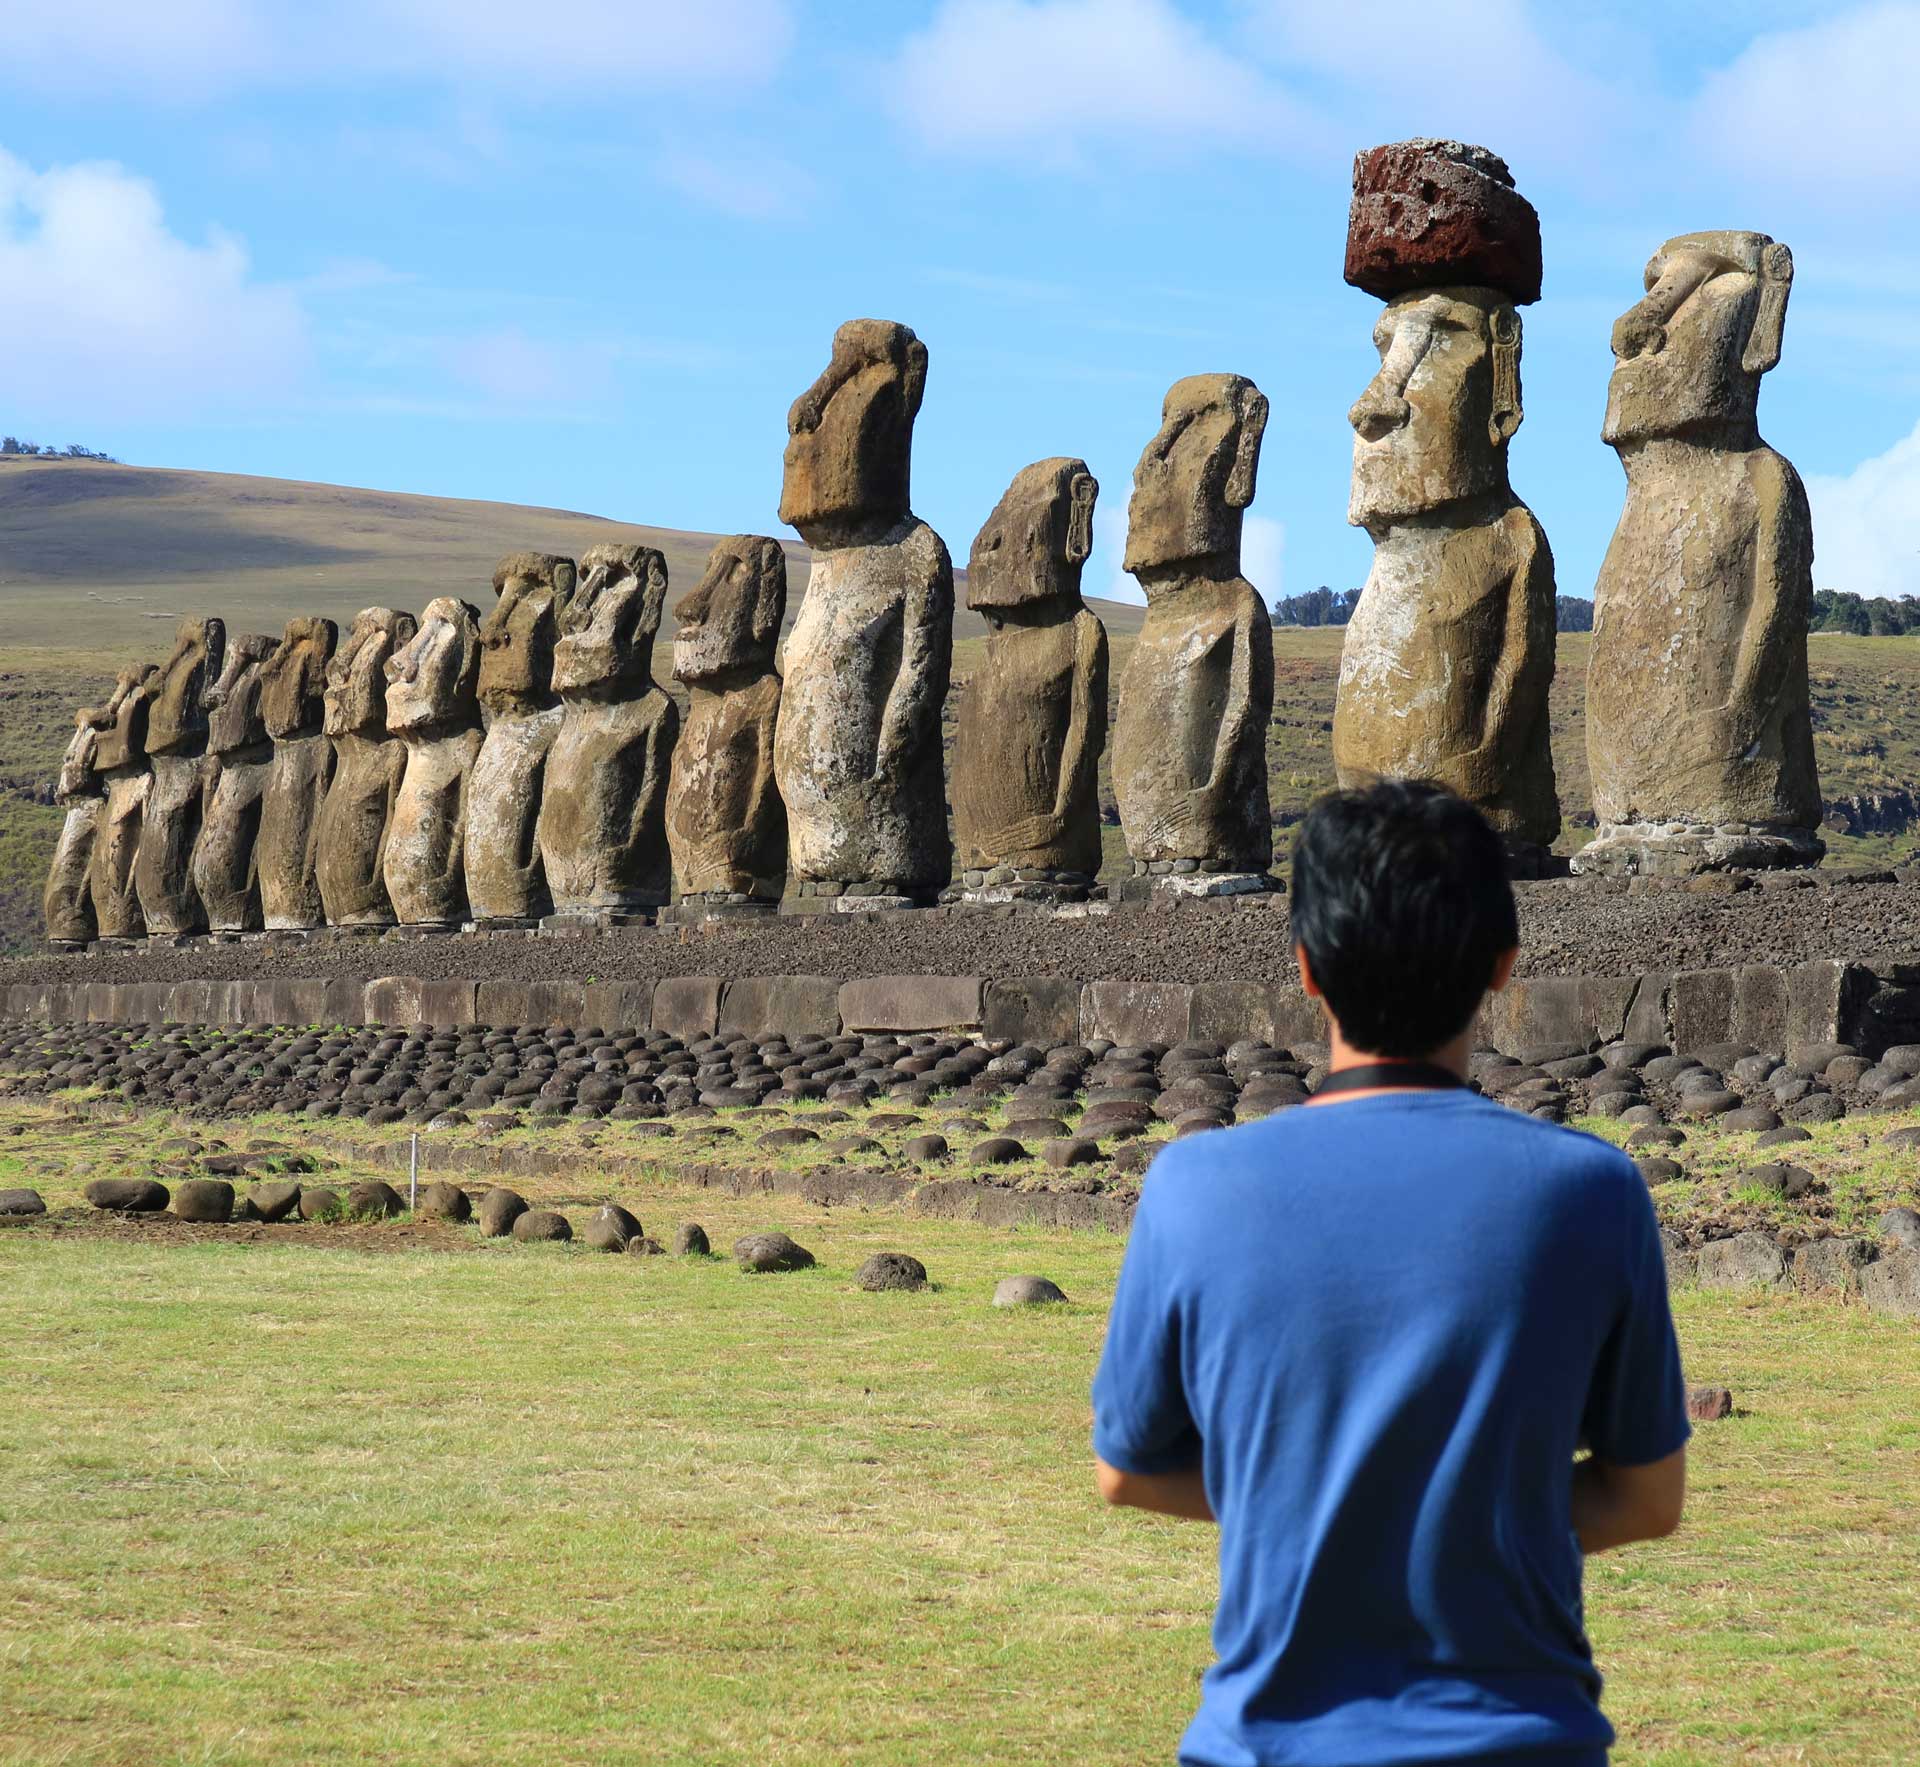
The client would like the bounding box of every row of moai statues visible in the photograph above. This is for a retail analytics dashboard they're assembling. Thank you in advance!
[43,136,1823,943]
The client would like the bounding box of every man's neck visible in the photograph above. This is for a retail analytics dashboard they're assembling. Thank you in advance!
[1308,1024,1473,1105]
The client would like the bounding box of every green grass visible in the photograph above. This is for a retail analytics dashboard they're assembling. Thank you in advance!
[2,1137,1917,1765]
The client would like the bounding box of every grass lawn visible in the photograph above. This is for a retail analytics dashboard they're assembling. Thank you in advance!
[3,1163,1917,1767]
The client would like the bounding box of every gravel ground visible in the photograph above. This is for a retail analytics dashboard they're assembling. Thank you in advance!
[2,874,1917,990]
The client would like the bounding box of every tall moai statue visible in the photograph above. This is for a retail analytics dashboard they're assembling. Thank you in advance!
[539,544,678,922]
[1576,231,1821,875]
[86,663,159,940]
[256,617,338,930]
[1332,140,1560,872]
[316,608,417,928]
[666,535,789,915]
[466,552,576,926]
[133,616,225,937]
[44,697,112,946]
[192,633,277,934]
[1112,374,1275,895]
[384,597,484,928]
[773,319,954,909]
[950,458,1108,902]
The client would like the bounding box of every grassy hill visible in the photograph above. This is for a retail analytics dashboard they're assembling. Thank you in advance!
[2,456,1913,951]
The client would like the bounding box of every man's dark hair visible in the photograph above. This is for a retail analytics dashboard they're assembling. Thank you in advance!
[1290,780,1519,1058]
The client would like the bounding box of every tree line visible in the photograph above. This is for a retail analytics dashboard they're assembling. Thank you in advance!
[1,437,117,461]
[1271,587,1596,633]
[1274,586,1920,637]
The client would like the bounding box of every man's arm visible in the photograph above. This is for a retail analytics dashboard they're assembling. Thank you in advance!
[1571,1445,1686,1554]
[1095,1456,1214,1522]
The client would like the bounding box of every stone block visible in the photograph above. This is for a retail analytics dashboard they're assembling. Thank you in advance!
[5,983,51,1021]
[720,975,840,1041]
[582,981,653,1038]
[1786,959,1861,1061]
[363,976,474,1027]
[1861,1250,1920,1317]
[1188,981,1281,1048]
[1623,971,1671,1046]
[1696,1231,1787,1291]
[652,976,722,1040]
[838,975,983,1033]
[1269,987,1327,1055]
[983,977,1082,1047]
[163,981,216,1025]
[1670,970,1737,1057]
[1792,1236,1875,1295]
[1732,964,1790,1054]
[1082,980,1193,1048]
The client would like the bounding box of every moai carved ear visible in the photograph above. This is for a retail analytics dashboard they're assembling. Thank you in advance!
[1743,241,1793,376]
[1065,472,1098,565]
[639,552,670,645]
[551,556,579,616]
[902,336,929,421]
[1226,387,1268,511]
[1489,304,1524,447]
[750,540,789,646]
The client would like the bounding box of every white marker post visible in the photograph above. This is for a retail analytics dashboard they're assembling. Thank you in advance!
[409,1133,419,1213]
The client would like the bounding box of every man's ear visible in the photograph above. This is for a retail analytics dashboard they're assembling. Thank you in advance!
[1226,387,1268,509]
[1294,943,1321,1000]
[1488,306,1522,447]
[1488,946,1520,994]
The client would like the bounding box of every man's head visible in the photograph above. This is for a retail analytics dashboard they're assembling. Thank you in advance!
[552,543,669,695]
[1603,230,1790,446]
[968,457,1098,613]
[673,535,787,683]
[778,318,927,546]
[1348,288,1521,529]
[384,598,480,735]
[480,552,576,707]
[1123,373,1267,583]
[1290,780,1518,1059]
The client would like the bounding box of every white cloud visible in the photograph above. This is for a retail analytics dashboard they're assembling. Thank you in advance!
[0,151,308,424]
[657,148,820,222]
[1242,513,1285,598]
[1806,420,1920,599]
[886,0,1321,167]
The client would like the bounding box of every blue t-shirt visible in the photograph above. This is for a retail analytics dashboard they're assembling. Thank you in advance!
[1092,1091,1690,1767]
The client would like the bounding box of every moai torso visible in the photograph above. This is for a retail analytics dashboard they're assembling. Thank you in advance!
[467,552,575,923]
[316,608,417,927]
[257,618,338,929]
[771,319,953,898]
[44,704,108,943]
[384,599,483,926]
[666,536,789,901]
[539,545,678,914]
[1112,374,1275,880]
[192,633,276,933]
[87,664,159,939]
[950,458,1107,884]
[133,617,225,935]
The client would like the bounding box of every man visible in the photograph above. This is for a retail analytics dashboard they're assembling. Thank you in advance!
[1093,780,1689,1767]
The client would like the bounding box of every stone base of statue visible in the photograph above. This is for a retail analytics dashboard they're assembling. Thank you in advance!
[46,938,87,954]
[1110,861,1279,904]
[1572,821,1825,879]
[659,893,778,925]
[944,866,1095,909]
[463,916,541,934]
[783,877,937,913]
[1506,841,1571,882]
[89,937,139,954]
[384,922,459,938]
[538,909,656,935]
[143,933,198,951]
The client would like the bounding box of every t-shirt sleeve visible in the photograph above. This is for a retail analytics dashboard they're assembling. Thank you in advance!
[1091,1178,1202,1475]
[1582,1162,1693,1467]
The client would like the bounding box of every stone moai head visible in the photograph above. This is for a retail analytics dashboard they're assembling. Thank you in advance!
[672,535,788,685]
[778,318,928,547]
[480,551,577,708]
[142,617,226,755]
[324,607,419,739]
[551,544,668,696]
[92,662,160,773]
[1122,375,1267,581]
[968,458,1098,614]
[259,617,339,740]
[56,699,110,801]
[205,633,277,756]
[1602,230,1793,447]
[384,597,482,735]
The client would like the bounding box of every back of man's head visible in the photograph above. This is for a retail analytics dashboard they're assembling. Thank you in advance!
[1290,780,1518,1059]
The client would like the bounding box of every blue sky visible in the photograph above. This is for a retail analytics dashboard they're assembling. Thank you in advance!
[3,0,1918,606]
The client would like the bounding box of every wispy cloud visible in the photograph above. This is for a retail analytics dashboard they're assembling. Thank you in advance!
[656,147,820,222]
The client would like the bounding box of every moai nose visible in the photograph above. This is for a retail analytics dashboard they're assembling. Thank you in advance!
[1611,309,1666,362]
[1350,386,1411,443]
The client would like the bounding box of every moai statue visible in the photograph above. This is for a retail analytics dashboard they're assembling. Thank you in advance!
[465,552,576,926]
[666,535,788,914]
[1576,230,1821,875]
[315,608,418,928]
[1112,374,1275,895]
[85,663,159,940]
[132,616,225,937]
[383,597,484,928]
[191,633,277,934]
[773,319,954,908]
[256,617,339,930]
[538,545,677,921]
[950,458,1108,902]
[1332,141,1560,872]
[43,698,112,946]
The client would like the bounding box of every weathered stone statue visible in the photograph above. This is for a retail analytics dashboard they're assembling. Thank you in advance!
[384,597,484,927]
[86,664,158,940]
[950,458,1108,901]
[191,633,277,934]
[1577,230,1821,875]
[538,545,678,921]
[44,698,112,946]
[133,616,225,936]
[1332,140,1560,871]
[316,608,417,928]
[256,617,338,930]
[1112,374,1274,893]
[773,319,954,907]
[666,535,788,912]
[466,552,576,926]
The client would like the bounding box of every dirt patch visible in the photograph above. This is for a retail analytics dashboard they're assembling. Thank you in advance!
[3,1206,483,1256]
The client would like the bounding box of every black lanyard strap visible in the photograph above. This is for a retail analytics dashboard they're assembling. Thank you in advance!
[1314,1062,1466,1097]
